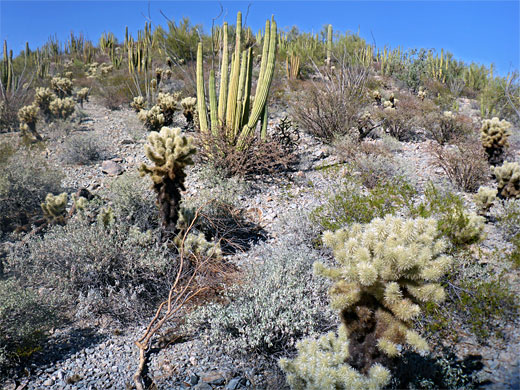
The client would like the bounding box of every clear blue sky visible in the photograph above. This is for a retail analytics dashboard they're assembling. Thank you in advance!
[1,1,518,75]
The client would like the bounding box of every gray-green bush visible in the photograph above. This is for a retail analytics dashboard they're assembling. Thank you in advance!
[184,212,333,357]
[0,144,63,233]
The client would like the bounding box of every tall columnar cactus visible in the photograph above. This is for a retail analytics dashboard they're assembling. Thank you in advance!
[281,216,452,388]
[196,12,277,148]
[326,24,333,68]
[41,192,68,224]
[139,127,196,236]
[493,161,520,199]
[480,117,512,166]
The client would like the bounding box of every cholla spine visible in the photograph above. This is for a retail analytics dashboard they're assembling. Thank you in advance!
[493,161,520,199]
[139,127,195,233]
[480,117,512,166]
[316,215,451,357]
[41,192,68,224]
[279,324,391,390]
[474,186,497,213]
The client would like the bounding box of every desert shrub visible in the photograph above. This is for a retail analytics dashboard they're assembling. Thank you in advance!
[7,208,175,322]
[61,132,108,165]
[420,253,518,342]
[197,127,298,179]
[0,146,63,233]
[94,72,133,110]
[291,63,370,142]
[353,153,417,190]
[376,92,431,141]
[423,110,475,145]
[0,278,58,376]
[311,174,416,232]
[101,172,158,231]
[496,198,520,239]
[413,183,485,248]
[184,238,334,357]
[431,139,490,192]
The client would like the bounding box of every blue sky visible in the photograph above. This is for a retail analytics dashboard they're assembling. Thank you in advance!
[1,1,518,75]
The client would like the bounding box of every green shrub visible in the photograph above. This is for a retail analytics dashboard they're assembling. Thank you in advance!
[0,146,63,233]
[311,174,416,232]
[419,251,518,343]
[412,183,485,248]
[0,278,58,377]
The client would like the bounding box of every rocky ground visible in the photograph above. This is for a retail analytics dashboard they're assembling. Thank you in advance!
[2,99,520,390]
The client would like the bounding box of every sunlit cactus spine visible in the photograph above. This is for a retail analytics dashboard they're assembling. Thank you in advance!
[493,161,520,199]
[49,97,75,120]
[480,117,512,166]
[196,12,277,148]
[50,76,73,98]
[280,215,453,389]
[41,192,68,225]
[18,104,42,141]
[181,97,197,126]
[474,186,497,214]
[139,127,196,236]
[76,87,90,107]
[131,96,146,112]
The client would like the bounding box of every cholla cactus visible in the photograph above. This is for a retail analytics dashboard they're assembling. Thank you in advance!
[138,105,165,131]
[139,127,196,235]
[99,63,113,76]
[181,97,197,125]
[18,104,41,140]
[474,186,497,214]
[279,325,391,390]
[41,192,68,224]
[97,206,115,228]
[131,96,146,112]
[76,87,90,107]
[63,71,73,79]
[50,76,73,98]
[178,232,222,260]
[493,161,520,199]
[449,210,485,245]
[316,216,451,372]
[417,87,426,101]
[372,90,382,105]
[87,62,99,78]
[34,87,56,119]
[480,117,512,166]
[49,97,75,120]
[156,92,179,124]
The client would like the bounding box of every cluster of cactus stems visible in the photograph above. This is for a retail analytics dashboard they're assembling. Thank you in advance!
[427,49,450,83]
[281,216,452,388]
[1,40,32,99]
[376,46,403,76]
[196,12,277,149]
[475,186,498,215]
[139,127,196,237]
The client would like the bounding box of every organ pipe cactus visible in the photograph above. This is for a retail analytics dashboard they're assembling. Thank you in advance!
[196,12,277,149]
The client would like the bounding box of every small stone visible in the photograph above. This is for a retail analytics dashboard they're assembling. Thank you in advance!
[226,377,242,390]
[201,371,225,386]
[101,160,124,176]
[43,378,54,386]
[121,139,135,145]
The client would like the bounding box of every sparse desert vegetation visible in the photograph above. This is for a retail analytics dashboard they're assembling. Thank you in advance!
[1,4,519,390]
